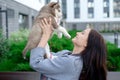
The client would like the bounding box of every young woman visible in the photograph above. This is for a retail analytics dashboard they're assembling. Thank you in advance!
[30,18,107,80]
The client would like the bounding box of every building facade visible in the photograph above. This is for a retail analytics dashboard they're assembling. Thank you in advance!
[0,0,38,37]
[44,0,120,31]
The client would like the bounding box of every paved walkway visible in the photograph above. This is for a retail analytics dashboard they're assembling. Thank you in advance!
[101,33,120,48]
[107,72,120,80]
[0,72,120,80]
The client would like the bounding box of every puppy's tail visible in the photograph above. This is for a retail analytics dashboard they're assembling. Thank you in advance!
[22,44,29,59]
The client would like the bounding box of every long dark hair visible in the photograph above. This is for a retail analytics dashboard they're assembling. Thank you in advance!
[79,29,107,80]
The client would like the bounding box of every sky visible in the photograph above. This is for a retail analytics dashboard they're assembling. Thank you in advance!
[14,0,44,11]
[14,0,57,11]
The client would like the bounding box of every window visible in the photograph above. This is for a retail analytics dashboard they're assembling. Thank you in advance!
[103,0,109,7]
[88,0,94,8]
[88,0,94,18]
[113,0,120,17]
[19,13,28,29]
[103,1,109,7]
[103,7,109,18]
[62,0,67,19]
[114,12,120,17]
[88,2,94,8]
[74,7,80,18]
[103,0,109,18]
[88,8,94,18]
[74,0,80,18]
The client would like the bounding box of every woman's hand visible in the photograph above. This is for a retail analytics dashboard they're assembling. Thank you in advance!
[40,18,53,38]
[38,18,53,48]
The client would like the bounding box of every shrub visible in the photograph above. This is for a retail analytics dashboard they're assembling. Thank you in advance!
[0,30,9,60]
[0,29,120,71]
[0,29,33,71]
[14,63,34,71]
[0,59,16,71]
[106,42,120,71]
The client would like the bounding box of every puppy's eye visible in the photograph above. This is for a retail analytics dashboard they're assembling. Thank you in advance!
[58,9,60,12]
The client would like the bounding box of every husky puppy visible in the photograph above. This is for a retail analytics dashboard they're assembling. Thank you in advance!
[22,2,71,59]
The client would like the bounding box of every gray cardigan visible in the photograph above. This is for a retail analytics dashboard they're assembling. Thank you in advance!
[30,47,83,80]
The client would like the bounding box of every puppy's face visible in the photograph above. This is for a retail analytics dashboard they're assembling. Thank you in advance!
[48,2,62,18]
[55,7,62,19]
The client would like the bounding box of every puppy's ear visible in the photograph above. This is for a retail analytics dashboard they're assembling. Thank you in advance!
[48,2,57,8]
[53,3,60,9]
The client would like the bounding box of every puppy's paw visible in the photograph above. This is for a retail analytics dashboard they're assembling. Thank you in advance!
[65,34,71,39]
[57,32,62,38]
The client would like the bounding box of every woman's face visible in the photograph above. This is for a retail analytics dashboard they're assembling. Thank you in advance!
[72,28,91,47]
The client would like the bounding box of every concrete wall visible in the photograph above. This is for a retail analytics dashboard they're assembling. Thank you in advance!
[0,0,38,37]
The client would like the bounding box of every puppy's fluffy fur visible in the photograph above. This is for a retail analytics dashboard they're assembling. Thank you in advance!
[22,2,71,59]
